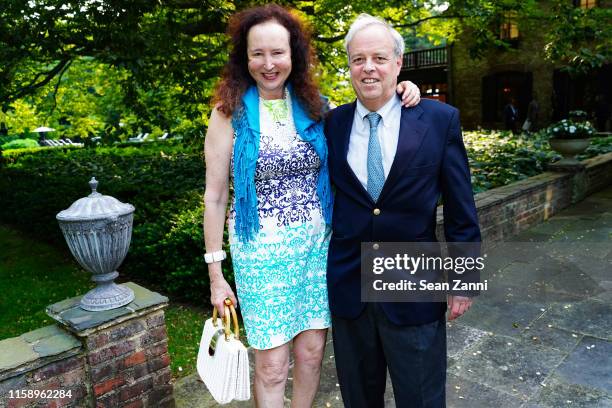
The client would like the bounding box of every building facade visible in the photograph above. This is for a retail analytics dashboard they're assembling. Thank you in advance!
[398,0,611,131]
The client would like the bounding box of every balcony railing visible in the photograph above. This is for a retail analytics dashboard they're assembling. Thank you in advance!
[402,46,448,70]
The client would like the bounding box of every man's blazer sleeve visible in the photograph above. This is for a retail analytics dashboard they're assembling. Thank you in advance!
[439,109,481,295]
[440,108,480,243]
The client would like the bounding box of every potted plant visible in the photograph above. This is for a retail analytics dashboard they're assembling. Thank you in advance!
[546,118,595,165]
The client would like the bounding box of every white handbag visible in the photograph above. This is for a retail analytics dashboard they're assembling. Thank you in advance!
[522,119,532,131]
[197,299,250,404]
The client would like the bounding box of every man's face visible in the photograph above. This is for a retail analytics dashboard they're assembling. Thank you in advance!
[347,24,402,111]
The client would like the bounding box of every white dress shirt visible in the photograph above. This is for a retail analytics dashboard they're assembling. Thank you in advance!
[347,95,401,190]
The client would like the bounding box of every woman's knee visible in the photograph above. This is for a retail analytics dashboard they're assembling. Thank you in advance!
[293,331,326,368]
[255,350,290,386]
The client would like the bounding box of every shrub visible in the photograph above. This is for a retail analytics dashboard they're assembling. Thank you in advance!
[463,130,558,193]
[0,134,20,146]
[0,144,234,303]
[2,145,82,162]
[1,132,609,303]
[1,138,39,150]
[463,129,610,192]
[579,135,612,159]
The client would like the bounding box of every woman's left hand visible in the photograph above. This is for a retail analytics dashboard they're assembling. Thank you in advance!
[397,81,421,107]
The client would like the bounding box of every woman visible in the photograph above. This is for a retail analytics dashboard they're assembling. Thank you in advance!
[203,4,420,406]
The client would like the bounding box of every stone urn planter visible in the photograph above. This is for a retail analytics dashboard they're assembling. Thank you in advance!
[549,138,591,165]
[56,177,135,311]
[546,118,594,166]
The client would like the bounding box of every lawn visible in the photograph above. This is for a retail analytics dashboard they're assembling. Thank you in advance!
[0,224,207,380]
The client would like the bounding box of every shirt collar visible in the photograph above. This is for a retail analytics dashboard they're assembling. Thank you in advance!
[356,94,400,127]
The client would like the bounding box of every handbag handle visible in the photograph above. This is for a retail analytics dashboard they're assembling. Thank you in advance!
[211,298,241,341]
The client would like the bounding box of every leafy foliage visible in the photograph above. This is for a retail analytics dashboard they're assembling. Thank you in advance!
[0,143,234,302]
[0,57,204,143]
[464,130,557,193]
[1,138,39,149]
[2,144,81,159]
[3,0,608,145]
[2,133,609,302]
[580,134,612,158]
[543,1,612,75]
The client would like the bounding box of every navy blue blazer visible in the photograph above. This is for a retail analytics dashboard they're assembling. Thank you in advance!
[325,98,481,326]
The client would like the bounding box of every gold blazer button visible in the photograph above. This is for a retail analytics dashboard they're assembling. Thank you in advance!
[373,208,381,216]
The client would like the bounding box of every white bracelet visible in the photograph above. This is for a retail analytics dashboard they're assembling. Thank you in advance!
[204,250,227,264]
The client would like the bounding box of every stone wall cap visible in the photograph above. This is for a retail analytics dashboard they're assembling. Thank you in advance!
[584,152,612,167]
[0,325,80,378]
[46,282,168,335]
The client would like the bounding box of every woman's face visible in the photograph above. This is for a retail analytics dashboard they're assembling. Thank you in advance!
[247,20,292,100]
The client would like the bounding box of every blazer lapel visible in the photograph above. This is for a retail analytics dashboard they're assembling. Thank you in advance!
[379,104,428,201]
[337,102,373,206]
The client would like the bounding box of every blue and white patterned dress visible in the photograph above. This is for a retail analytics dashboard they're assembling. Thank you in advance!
[228,92,332,350]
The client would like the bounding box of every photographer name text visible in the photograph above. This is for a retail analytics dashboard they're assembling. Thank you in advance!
[373,279,488,291]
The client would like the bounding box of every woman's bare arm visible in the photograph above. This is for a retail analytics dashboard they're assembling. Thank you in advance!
[203,107,237,314]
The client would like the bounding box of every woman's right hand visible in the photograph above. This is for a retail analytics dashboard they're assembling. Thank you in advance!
[210,277,238,317]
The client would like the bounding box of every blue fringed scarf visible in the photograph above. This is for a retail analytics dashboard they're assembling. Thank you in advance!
[232,85,333,242]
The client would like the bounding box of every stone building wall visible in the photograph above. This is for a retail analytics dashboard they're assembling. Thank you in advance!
[450,22,558,130]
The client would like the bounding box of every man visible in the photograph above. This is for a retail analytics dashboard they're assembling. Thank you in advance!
[325,14,481,408]
[504,97,518,133]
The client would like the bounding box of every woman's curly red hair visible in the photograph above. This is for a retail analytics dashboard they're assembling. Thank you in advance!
[212,4,323,120]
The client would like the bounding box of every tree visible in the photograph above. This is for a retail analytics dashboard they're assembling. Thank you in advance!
[1,0,231,111]
[543,1,612,75]
[448,0,611,73]
[1,0,609,138]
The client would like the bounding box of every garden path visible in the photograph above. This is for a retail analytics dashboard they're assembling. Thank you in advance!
[174,186,612,408]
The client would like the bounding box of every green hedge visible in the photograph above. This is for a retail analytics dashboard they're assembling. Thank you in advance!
[2,145,82,160]
[0,144,232,302]
[1,138,39,150]
[0,134,20,145]
[1,132,609,303]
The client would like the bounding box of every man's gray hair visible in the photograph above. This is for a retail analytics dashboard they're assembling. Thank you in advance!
[344,14,405,58]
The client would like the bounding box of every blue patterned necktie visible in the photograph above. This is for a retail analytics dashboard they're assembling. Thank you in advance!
[366,112,384,202]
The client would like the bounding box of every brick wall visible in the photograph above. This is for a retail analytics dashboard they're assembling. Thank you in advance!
[0,283,174,408]
[87,310,173,407]
[436,152,612,244]
[1,354,88,408]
